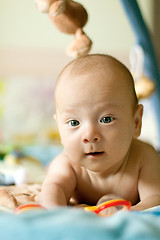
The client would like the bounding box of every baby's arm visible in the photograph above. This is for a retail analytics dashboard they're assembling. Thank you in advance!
[38,153,77,208]
[131,145,160,211]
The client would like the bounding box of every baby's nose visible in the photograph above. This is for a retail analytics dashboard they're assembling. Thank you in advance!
[81,126,101,143]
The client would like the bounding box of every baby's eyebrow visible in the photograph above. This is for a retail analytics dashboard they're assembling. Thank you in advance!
[96,102,121,110]
[57,105,76,112]
[59,109,78,118]
[61,108,77,114]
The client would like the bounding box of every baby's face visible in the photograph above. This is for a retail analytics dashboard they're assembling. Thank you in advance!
[55,68,139,173]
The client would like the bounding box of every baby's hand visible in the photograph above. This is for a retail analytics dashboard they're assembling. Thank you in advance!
[96,194,124,216]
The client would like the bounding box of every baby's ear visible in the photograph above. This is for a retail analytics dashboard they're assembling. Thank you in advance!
[133,104,143,138]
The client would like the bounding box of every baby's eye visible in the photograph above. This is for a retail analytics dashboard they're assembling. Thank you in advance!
[100,116,114,124]
[68,120,80,127]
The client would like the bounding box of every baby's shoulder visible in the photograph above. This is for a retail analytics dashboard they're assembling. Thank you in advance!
[49,152,81,173]
[133,139,157,152]
[132,139,160,163]
[48,152,73,171]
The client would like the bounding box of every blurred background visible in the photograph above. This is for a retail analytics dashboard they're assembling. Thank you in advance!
[0,0,160,150]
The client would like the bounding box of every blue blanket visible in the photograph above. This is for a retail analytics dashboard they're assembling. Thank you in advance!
[0,206,160,240]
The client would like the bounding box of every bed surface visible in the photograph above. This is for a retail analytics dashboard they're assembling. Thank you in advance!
[1,206,160,240]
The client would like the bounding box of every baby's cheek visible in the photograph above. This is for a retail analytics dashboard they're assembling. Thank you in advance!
[59,129,70,146]
[63,138,80,158]
[112,131,132,152]
[106,140,130,163]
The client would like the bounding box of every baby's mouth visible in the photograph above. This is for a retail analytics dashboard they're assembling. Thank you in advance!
[85,152,104,157]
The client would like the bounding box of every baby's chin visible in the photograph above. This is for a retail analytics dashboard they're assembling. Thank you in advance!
[80,163,109,173]
[65,153,109,172]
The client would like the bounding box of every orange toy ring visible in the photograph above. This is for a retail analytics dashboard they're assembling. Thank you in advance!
[94,199,131,214]
[15,204,45,214]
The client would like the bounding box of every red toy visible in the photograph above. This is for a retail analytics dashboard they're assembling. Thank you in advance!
[85,199,131,217]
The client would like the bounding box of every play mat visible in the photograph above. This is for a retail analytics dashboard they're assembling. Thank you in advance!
[1,197,160,240]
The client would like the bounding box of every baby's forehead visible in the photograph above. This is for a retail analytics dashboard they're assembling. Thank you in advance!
[61,55,121,76]
[57,59,130,89]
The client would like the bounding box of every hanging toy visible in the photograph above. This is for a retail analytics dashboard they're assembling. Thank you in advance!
[130,44,155,100]
[35,0,92,58]
[120,0,160,146]
[35,0,54,12]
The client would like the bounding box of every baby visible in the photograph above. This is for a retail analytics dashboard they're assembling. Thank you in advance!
[39,54,160,211]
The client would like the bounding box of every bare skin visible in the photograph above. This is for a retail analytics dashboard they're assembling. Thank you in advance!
[38,54,160,211]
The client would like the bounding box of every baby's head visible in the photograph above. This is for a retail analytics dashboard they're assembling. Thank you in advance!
[55,54,138,111]
[54,54,143,172]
